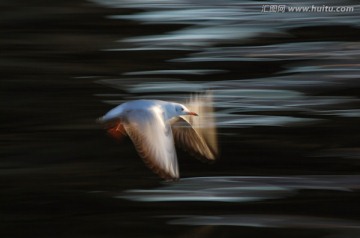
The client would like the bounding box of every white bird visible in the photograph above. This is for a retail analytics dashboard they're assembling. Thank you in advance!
[98,93,218,180]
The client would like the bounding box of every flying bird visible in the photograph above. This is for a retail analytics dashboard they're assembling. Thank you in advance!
[98,93,218,180]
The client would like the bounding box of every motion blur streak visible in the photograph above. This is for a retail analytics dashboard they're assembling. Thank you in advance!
[1,0,360,237]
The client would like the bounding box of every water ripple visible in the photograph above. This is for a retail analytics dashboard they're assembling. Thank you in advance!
[169,214,360,229]
[94,0,360,128]
[118,175,360,202]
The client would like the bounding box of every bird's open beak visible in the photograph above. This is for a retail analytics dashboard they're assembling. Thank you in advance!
[187,111,198,116]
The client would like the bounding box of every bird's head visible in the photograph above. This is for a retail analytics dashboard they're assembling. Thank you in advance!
[97,105,122,124]
[173,103,198,117]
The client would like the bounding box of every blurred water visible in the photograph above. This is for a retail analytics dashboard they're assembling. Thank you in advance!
[1,0,360,237]
[169,214,360,229]
[89,0,360,236]
[93,0,360,130]
[120,175,360,202]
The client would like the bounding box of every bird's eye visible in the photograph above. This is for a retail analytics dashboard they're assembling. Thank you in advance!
[181,107,184,111]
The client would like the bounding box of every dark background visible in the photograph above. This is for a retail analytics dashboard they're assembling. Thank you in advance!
[1,0,360,237]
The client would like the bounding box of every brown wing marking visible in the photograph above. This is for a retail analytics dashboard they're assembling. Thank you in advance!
[106,121,127,141]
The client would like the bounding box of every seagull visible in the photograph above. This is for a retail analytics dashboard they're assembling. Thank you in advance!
[98,93,218,180]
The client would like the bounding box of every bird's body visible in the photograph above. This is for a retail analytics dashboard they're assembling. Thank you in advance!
[98,94,218,180]
[101,99,184,122]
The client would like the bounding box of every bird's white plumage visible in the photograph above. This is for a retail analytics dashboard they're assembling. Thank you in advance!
[122,104,179,179]
[99,93,218,180]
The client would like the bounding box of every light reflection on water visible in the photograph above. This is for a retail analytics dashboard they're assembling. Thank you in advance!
[169,214,360,229]
[93,1,360,128]
[172,42,360,62]
[95,0,359,48]
[123,69,226,76]
[3,0,360,237]
[119,176,360,202]
[97,73,359,127]
[88,0,360,234]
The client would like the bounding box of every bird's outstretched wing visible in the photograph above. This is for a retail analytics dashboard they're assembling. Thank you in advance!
[123,108,179,180]
[171,92,219,161]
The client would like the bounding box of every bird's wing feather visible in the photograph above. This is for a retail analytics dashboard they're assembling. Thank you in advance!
[123,107,179,180]
[171,117,217,161]
[171,92,218,161]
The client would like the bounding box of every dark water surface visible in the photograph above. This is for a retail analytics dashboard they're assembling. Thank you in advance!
[1,0,360,237]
